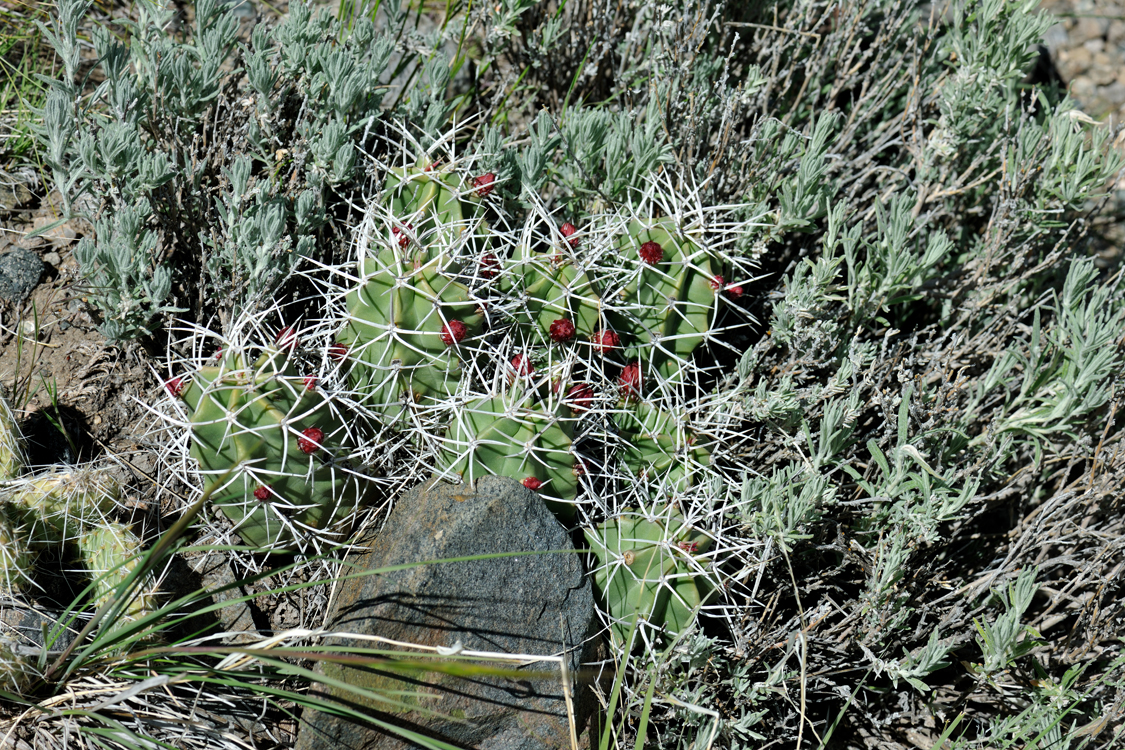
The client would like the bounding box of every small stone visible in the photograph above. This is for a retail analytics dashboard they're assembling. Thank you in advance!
[295,477,596,750]
[1091,57,1116,86]
[1083,38,1105,55]
[1110,20,1125,44]
[0,248,44,304]
[1061,46,1092,72]
[42,252,61,268]
[1074,16,1109,45]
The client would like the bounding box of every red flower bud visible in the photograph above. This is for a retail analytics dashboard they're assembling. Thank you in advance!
[710,275,724,291]
[619,361,643,401]
[165,377,185,398]
[678,541,699,553]
[329,343,349,361]
[440,320,468,346]
[591,329,620,354]
[253,485,272,501]
[472,172,496,197]
[549,318,576,343]
[275,326,298,351]
[392,223,413,248]
[303,376,317,391]
[510,353,534,379]
[639,240,663,265]
[298,426,324,454]
[522,477,543,491]
[566,383,594,413]
[480,253,500,279]
[560,222,579,248]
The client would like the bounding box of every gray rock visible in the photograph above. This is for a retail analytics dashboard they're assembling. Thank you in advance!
[0,247,43,304]
[296,477,596,750]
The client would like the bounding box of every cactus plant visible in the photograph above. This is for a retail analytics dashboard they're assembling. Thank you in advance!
[616,403,712,493]
[0,505,33,596]
[605,218,718,377]
[436,391,579,521]
[5,466,121,546]
[173,339,370,552]
[77,522,160,621]
[337,164,490,419]
[0,394,25,481]
[584,509,715,647]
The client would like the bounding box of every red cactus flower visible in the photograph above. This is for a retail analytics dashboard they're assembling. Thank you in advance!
[591,329,621,354]
[678,541,699,553]
[298,426,324,454]
[522,477,544,491]
[275,326,298,351]
[566,383,594,412]
[472,172,496,197]
[619,361,643,401]
[480,253,500,279]
[639,240,663,265]
[253,485,272,501]
[549,318,576,343]
[329,343,349,361]
[710,275,725,291]
[560,222,579,248]
[510,353,534,379]
[440,320,468,346]
[303,376,317,391]
[725,283,743,299]
[165,377,185,398]
[392,223,413,248]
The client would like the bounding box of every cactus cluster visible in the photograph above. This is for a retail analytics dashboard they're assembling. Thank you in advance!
[319,149,756,641]
[156,145,753,643]
[0,393,158,631]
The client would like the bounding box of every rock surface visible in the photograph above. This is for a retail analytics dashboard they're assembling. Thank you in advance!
[0,247,43,304]
[296,476,595,750]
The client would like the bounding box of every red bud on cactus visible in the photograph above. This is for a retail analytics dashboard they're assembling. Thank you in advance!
[298,426,324,454]
[678,541,700,553]
[480,253,500,279]
[560,222,579,248]
[591,329,621,354]
[392,223,413,248]
[253,485,272,501]
[522,477,543,491]
[425,160,441,172]
[275,326,298,351]
[472,172,495,197]
[619,361,643,401]
[510,353,534,379]
[329,343,349,361]
[639,240,663,265]
[566,383,594,412]
[549,318,576,343]
[303,376,317,391]
[725,283,743,299]
[440,320,468,346]
[165,377,185,398]
[710,275,724,291]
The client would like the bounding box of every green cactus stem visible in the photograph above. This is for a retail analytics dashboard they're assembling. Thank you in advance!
[0,393,25,481]
[176,344,368,551]
[76,521,159,621]
[616,403,712,493]
[436,393,579,522]
[6,467,121,546]
[0,505,33,595]
[607,218,719,375]
[585,510,714,647]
